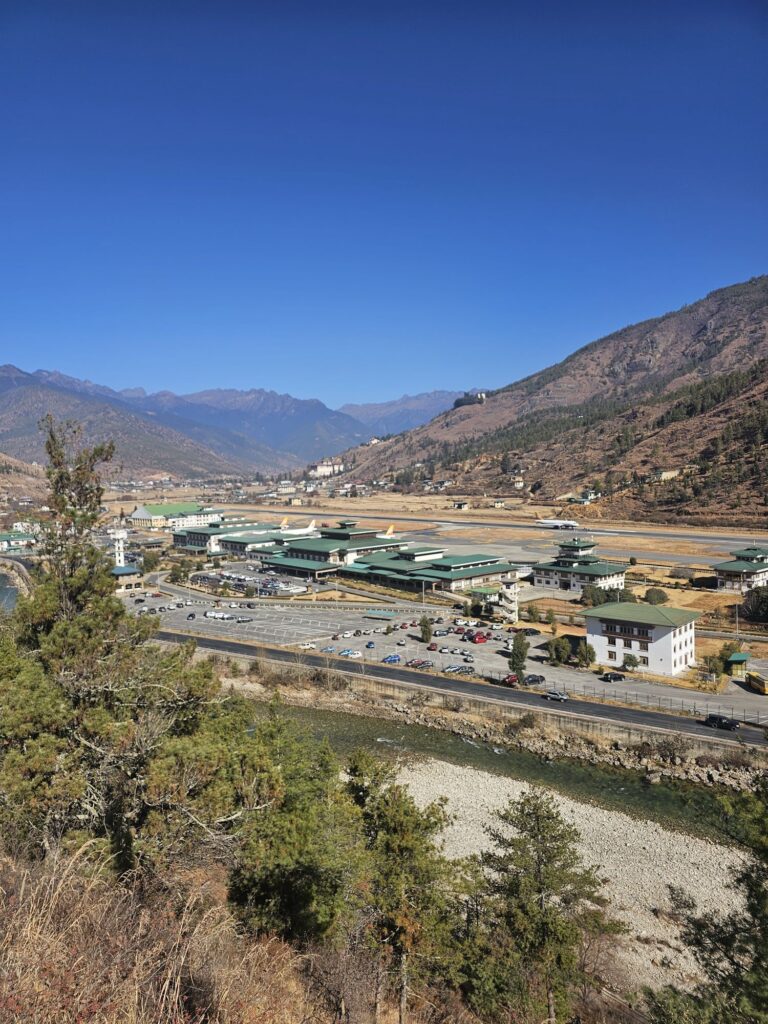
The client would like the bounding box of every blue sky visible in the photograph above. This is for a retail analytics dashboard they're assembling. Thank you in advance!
[1,1,766,408]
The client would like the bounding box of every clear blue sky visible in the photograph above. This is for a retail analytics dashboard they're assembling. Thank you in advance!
[1,1,766,408]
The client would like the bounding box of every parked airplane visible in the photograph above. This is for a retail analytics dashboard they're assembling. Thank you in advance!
[536,518,579,529]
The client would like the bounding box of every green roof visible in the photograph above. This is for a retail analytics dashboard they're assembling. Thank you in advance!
[411,562,518,581]
[585,602,699,627]
[431,554,500,567]
[713,559,768,573]
[557,538,597,549]
[534,560,626,577]
[262,555,338,572]
[138,503,204,517]
[344,537,402,550]
[111,564,142,576]
[286,538,343,553]
[727,652,750,663]
[730,547,768,560]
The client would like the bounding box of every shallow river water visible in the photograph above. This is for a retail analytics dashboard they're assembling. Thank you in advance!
[252,701,741,844]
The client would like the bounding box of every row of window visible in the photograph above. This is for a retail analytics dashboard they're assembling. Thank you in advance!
[606,652,649,666]
[607,637,649,651]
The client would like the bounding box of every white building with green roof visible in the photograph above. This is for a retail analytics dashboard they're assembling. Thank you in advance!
[585,602,699,676]
[533,538,626,594]
[128,502,221,530]
[713,546,768,593]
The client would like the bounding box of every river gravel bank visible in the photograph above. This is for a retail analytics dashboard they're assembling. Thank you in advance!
[399,758,744,994]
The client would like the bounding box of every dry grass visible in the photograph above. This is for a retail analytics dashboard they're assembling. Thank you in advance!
[0,846,320,1024]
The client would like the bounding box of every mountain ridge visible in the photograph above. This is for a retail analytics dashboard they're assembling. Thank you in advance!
[339,275,768,525]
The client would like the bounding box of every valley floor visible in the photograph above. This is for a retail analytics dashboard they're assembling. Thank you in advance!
[399,758,743,996]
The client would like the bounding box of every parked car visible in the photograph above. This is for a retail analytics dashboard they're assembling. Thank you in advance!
[365,641,375,649]
[186,612,196,620]
[543,690,569,702]
[427,642,438,651]
[134,597,145,604]
[522,628,541,636]
[501,673,518,686]
[439,646,450,654]
[321,645,336,653]
[348,650,362,659]
[601,672,626,682]
[236,616,253,624]
[298,642,316,650]
[523,673,546,685]
[704,714,740,731]
[397,639,406,646]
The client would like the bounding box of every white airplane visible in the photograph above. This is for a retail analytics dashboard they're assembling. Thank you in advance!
[536,518,579,530]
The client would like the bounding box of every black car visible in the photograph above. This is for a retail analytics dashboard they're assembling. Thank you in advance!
[522,627,541,637]
[602,672,626,682]
[523,673,546,685]
[186,612,196,620]
[704,714,740,731]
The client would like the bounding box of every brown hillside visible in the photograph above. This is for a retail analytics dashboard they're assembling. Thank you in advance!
[340,277,768,526]
[342,276,768,480]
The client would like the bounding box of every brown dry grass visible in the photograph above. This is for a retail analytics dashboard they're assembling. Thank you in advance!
[0,846,320,1024]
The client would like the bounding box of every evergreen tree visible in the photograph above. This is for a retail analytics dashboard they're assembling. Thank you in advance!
[347,752,453,1024]
[507,630,529,677]
[419,615,432,644]
[463,790,614,1024]
[648,778,768,1024]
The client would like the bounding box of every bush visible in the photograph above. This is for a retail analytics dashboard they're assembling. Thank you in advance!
[645,587,669,605]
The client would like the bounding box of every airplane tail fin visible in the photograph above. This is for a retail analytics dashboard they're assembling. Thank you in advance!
[308,519,316,530]
[280,517,288,528]
[385,524,394,536]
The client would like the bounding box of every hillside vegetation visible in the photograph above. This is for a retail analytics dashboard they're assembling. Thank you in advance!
[342,277,768,525]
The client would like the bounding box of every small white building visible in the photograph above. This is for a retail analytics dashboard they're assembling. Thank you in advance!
[533,538,626,594]
[713,546,768,593]
[585,602,699,677]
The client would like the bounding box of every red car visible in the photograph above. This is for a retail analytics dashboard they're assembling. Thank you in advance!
[501,674,519,687]
[473,635,487,644]
[427,642,438,651]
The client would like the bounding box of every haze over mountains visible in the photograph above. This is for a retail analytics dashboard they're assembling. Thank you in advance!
[0,367,460,477]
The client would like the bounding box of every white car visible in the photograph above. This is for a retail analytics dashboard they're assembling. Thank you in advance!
[342,630,354,638]
[348,650,362,659]
[298,642,317,650]
[229,603,239,608]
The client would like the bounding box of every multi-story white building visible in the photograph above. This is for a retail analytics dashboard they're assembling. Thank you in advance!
[585,602,699,677]
[533,538,626,594]
[713,546,768,593]
[128,503,221,530]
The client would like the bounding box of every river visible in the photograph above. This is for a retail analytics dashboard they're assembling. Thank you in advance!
[252,701,741,844]
[0,573,17,611]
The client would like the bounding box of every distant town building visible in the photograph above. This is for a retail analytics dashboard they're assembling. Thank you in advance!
[712,546,768,593]
[533,537,626,594]
[586,603,699,677]
[308,460,345,478]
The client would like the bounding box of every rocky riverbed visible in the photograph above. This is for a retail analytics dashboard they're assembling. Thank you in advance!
[400,758,745,994]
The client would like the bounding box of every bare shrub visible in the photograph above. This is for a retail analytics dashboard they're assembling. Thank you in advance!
[0,846,322,1024]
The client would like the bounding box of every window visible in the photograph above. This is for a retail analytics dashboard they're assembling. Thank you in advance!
[640,641,649,652]
[608,636,616,646]
[623,639,632,648]
[608,651,616,661]
[639,656,649,666]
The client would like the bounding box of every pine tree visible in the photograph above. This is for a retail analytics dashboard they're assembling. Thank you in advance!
[463,789,614,1023]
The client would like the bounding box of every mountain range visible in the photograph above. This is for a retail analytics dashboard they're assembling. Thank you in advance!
[0,367,461,479]
[341,276,768,525]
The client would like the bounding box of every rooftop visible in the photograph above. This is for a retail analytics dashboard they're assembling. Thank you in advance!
[712,559,768,574]
[585,602,700,627]
[135,502,205,518]
[728,547,768,560]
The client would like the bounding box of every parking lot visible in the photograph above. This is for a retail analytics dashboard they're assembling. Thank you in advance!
[125,584,766,722]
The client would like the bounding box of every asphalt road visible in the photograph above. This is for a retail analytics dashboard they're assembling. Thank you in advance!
[156,629,767,748]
